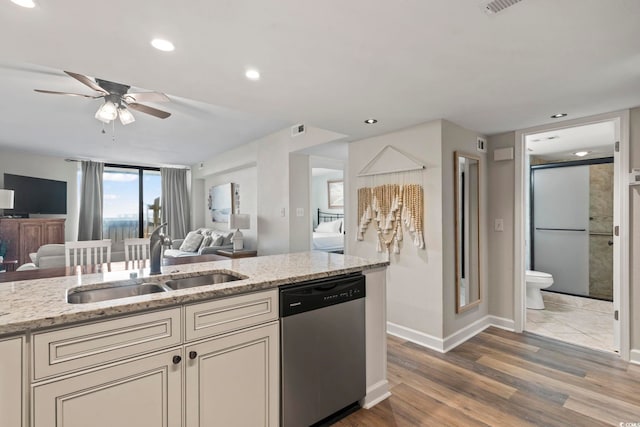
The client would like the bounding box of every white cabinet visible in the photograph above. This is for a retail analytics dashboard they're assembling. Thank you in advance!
[30,289,280,427]
[185,321,279,427]
[0,335,26,427]
[33,348,183,427]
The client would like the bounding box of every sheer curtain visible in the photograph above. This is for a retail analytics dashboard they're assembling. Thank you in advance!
[161,167,191,239]
[77,160,104,241]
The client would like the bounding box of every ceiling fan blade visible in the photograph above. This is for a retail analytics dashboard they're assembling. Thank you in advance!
[64,71,109,95]
[125,92,170,103]
[34,89,102,98]
[127,102,171,119]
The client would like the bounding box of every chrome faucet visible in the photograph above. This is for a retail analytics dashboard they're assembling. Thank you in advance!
[150,223,172,275]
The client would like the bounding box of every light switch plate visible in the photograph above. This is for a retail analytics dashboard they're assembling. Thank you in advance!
[296,208,304,217]
[494,218,504,232]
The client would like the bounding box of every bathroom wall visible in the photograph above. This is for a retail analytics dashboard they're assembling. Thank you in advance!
[589,163,614,300]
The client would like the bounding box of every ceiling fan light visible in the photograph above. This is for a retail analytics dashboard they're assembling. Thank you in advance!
[118,107,135,125]
[95,101,118,122]
[11,0,36,8]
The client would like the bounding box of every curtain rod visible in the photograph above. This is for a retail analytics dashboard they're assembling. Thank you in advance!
[64,158,189,171]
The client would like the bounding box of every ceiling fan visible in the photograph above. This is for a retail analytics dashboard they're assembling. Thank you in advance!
[34,71,171,125]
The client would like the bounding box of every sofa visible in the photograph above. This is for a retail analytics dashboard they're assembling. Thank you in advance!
[17,240,126,271]
[163,228,234,258]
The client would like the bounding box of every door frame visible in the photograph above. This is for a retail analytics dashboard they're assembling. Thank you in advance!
[513,110,629,359]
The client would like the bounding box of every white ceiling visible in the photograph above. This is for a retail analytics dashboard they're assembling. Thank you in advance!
[1,0,639,166]
[526,121,615,161]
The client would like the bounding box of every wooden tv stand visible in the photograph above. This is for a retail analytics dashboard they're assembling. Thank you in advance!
[0,218,65,266]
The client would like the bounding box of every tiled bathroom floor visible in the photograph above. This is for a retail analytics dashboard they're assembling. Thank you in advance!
[525,291,614,353]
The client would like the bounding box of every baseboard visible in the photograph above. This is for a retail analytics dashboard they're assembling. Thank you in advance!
[443,316,492,352]
[630,349,640,365]
[361,379,391,409]
[388,316,516,354]
[488,315,516,331]
[387,322,444,352]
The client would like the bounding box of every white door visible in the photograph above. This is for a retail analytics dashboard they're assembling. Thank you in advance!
[33,348,183,427]
[184,322,279,427]
[0,336,25,427]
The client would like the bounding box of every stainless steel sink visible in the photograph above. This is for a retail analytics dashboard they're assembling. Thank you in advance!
[67,283,169,304]
[165,272,242,290]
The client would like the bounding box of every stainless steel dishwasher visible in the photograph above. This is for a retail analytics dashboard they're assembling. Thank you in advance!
[280,273,366,427]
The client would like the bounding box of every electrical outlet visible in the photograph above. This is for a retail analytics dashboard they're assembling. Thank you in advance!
[280,208,286,217]
[296,208,304,217]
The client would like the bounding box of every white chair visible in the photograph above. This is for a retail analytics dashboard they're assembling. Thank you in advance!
[124,237,150,269]
[65,239,112,272]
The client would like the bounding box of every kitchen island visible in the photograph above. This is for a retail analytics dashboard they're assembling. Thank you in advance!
[0,251,389,427]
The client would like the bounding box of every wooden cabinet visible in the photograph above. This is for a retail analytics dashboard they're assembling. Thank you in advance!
[185,322,279,427]
[32,348,183,427]
[0,335,26,427]
[0,218,65,265]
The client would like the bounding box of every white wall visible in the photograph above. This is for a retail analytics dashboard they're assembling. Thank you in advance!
[191,142,259,248]
[0,148,78,241]
[289,153,311,253]
[348,120,444,339]
[486,132,516,321]
[191,125,346,256]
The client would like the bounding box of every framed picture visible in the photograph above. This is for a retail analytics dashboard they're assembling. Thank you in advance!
[327,180,344,209]
[208,183,239,223]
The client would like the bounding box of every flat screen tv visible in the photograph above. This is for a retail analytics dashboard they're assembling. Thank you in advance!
[3,173,67,215]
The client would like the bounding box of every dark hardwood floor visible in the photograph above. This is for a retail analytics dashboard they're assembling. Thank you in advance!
[335,327,640,426]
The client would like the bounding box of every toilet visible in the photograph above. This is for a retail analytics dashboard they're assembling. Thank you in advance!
[526,270,554,309]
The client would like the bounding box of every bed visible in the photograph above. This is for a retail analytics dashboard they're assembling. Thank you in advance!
[313,209,344,253]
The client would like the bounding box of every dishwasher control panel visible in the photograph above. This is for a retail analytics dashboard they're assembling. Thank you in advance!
[279,274,365,317]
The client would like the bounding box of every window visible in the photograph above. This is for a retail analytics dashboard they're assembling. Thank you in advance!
[102,165,161,242]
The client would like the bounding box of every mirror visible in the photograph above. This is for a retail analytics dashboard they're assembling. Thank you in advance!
[454,151,481,313]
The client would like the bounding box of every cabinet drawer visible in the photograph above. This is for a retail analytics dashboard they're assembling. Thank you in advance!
[32,308,181,381]
[185,289,278,342]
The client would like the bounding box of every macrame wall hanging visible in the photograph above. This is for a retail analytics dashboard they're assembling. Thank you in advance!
[356,145,426,255]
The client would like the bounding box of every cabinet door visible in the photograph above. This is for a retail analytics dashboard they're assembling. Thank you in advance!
[33,348,183,427]
[44,220,65,244]
[0,336,26,427]
[185,322,279,427]
[19,221,44,265]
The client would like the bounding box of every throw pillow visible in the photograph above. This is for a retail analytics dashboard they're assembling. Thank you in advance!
[222,232,234,246]
[199,235,213,251]
[315,219,341,233]
[179,231,204,252]
[210,234,224,247]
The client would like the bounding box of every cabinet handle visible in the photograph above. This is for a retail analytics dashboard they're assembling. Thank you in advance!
[189,351,198,360]
[172,355,182,365]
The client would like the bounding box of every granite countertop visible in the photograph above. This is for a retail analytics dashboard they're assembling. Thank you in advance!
[0,251,388,335]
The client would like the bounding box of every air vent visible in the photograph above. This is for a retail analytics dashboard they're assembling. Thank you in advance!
[483,0,523,14]
[291,124,305,137]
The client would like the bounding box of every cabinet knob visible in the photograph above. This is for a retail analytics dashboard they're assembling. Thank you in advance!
[172,355,182,365]
[189,351,198,360]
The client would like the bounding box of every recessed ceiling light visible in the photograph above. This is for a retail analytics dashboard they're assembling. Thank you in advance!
[151,38,175,52]
[364,118,378,124]
[245,69,260,81]
[11,0,35,8]
[550,113,567,119]
[574,151,591,157]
